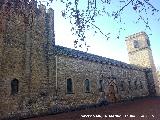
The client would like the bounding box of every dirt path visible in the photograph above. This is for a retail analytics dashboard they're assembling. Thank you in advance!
[26,97,160,120]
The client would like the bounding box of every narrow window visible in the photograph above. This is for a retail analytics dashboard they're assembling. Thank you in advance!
[128,80,131,90]
[85,79,90,93]
[99,80,104,92]
[67,78,73,94]
[133,40,139,48]
[11,79,19,95]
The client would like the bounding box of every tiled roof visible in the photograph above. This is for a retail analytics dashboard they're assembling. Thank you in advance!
[49,45,146,71]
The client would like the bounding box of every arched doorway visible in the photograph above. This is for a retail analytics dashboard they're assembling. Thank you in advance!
[106,83,118,103]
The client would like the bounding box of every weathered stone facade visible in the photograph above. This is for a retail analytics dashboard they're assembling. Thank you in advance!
[125,32,158,95]
[0,1,157,120]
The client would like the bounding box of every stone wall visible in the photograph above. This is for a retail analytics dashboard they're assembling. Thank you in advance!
[53,47,149,109]
[0,1,56,119]
[0,1,155,120]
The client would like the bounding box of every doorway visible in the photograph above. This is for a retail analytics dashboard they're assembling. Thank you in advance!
[107,84,117,103]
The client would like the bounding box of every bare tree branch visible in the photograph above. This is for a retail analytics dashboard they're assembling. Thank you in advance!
[90,22,110,39]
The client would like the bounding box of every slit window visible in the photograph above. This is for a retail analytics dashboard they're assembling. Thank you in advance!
[128,80,131,90]
[11,79,19,95]
[85,79,90,93]
[99,80,104,92]
[67,78,73,94]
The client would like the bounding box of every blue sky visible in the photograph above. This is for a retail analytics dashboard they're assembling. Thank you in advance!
[39,0,160,68]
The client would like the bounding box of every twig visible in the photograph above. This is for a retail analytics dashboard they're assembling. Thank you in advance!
[116,0,134,15]
[144,0,159,11]
[90,22,109,38]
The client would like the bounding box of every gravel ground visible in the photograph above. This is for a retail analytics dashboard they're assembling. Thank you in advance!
[26,97,160,120]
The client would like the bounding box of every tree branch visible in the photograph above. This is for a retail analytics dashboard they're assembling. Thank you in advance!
[144,0,159,11]
[116,0,134,14]
[89,22,110,39]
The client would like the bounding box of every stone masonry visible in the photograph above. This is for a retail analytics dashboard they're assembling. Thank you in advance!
[0,1,157,120]
[125,32,158,95]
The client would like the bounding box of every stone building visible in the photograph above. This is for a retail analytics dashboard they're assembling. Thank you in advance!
[0,1,157,119]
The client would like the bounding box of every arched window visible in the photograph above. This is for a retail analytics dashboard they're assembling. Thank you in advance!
[85,79,90,93]
[11,79,19,95]
[66,78,73,94]
[99,80,104,92]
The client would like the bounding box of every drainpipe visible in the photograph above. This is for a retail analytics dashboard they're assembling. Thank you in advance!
[55,55,58,99]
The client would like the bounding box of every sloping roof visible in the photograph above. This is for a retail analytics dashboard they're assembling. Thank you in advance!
[49,45,146,71]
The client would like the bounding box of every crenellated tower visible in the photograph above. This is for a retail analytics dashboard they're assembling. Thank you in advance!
[0,1,56,119]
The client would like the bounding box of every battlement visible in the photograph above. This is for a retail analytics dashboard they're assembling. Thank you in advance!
[0,0,37,10]
[0,0,54,43]
[125,31,149,40]
[0,0,53,18]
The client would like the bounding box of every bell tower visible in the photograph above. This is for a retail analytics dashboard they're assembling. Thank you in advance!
[125,32,153,68]
[125,31,158,95]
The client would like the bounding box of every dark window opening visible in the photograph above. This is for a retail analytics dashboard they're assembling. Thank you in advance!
[133,40,139,48]
[11,79,19,95]
[99,80,104,92]
[85,79,90,93]
[67,78,73,94]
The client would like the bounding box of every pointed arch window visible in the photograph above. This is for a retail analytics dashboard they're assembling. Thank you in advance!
[11,79,19,95]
